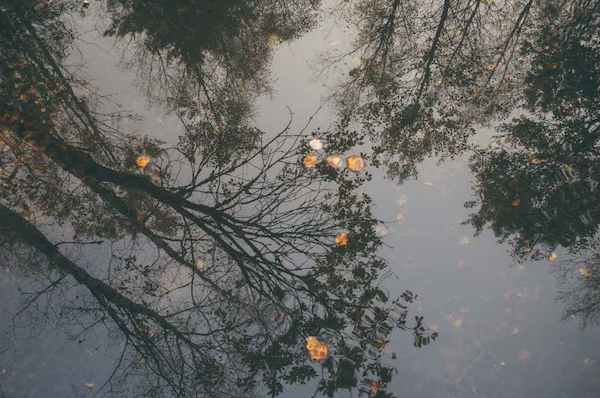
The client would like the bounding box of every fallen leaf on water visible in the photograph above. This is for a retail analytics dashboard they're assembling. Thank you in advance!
[84,383,95,390]
[306,336,329,363]
[511,199,521,208]
[326,154,342,169]
[136,154,151,170]
[267,33,282,48]
[578,266,592,279]
[195,258,206,271]
[548,252,558,263]
[336,232,349,247]
[309,138,324,151]
[528,154,544,165]
[486,63,496,71]
[346,155,366,172]
[423,181,434,187]
[370,381,382,395]
[303,153,319,169]
[543,63,560,70]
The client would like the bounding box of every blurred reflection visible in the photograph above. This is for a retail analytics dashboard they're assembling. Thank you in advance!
[326,0,537,182]
[0,1,434,397]
[323,0,600,326]
[466,0,600,260]
[102,0,322,163]
[554,243,600,327]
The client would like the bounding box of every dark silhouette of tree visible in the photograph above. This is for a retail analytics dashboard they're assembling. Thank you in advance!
[553,240,600,328]
[101,0,322,164]
[323,0,538,182]
[466,0,600,259]
[1,2,436,397]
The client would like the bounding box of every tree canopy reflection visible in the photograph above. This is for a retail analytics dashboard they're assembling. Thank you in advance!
[0,1,435,397]
[322,0,600,326]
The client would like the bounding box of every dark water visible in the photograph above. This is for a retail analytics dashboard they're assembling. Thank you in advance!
[1,1,600,397]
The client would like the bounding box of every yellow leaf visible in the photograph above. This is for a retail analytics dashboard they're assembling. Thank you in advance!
[267,33,282,48]
[136,154,151,170]
[306,336,329,363]
[303,153,319,168]
[451,318,463,328]
[335,232,349,247]
[326,154,342,169]
[578,266,592,279]
[346,155,365,172]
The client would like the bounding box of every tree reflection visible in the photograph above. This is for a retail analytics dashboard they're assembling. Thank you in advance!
[466,0,600,259]
[321,0,600,327]
[326,0,536,182]
[553,242,600,328]
[102,0,321,163]
[1,2,435,397]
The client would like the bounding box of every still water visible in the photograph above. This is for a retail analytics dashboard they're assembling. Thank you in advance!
[1,1,600,397]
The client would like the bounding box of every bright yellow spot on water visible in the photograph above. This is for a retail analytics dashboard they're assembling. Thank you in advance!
[326,154,342,169]
[267,33,283,48]
[309,138,324,150]
[136,155,151,170]
[303,153,318,168]
[306,336,329,363]
[451,318,463,328]
[346,155,366,172]
[336,232,349,247]
[579,266,592,279]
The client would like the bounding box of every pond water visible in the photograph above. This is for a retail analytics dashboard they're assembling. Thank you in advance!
[1,1,600,397]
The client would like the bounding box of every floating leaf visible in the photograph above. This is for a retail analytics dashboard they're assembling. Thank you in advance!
[303,153,319,169]
[309,138,324,151]
[578,266,592,279]
[528,154,544,165]
[267,33,282,48]
[451,318,463,329]
[336,232,349,247]
[511,199,521,208]
[346,155,365,172]
[306,336,329,363]
[548,252,558,263]
[326,154,342,169]
[83,383,95,390]
[543,63,560,70]
[370,381,382,395]
[195,258,206,271]
[136,154,151,170]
